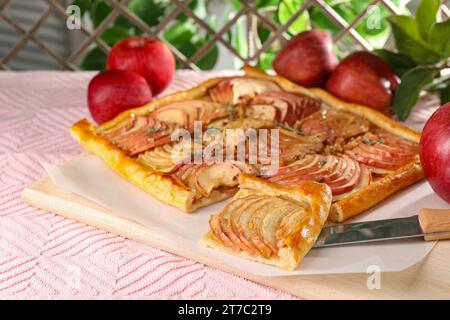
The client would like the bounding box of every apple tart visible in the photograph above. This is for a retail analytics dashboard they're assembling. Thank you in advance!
[200,174,332,270]
[70,65,423,222]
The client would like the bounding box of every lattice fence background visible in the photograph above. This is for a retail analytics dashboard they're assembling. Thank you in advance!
[1,0,449,70]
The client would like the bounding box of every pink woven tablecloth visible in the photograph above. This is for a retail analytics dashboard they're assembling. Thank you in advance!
[0,70,298,299]
[0,71,438,299]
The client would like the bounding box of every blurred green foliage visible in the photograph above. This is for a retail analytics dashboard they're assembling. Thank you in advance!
[73,0,217,70]
[72,0,449,119]
[377,0,450,120]
[233,0,409,70]
[73,0,409,71]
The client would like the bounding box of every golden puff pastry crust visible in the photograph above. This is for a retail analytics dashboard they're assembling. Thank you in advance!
[200,175,332,271]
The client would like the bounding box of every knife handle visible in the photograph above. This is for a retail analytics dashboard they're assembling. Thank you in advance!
[419,208,450,241]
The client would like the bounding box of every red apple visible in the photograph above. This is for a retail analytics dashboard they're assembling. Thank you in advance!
[326,51,399,111]
[88,70,152,124]
[419,102,450,204]
[107,36,175,95]
[273,30,338,87]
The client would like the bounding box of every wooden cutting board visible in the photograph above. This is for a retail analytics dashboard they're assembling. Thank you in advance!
[22,177,450,299]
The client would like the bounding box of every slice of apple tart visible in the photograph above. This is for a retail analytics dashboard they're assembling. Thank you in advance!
[201,175,332,270]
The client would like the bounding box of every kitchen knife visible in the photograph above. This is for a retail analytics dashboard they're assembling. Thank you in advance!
[314,208,450,248]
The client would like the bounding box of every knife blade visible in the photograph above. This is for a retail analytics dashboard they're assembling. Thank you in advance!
[314,208,450,248]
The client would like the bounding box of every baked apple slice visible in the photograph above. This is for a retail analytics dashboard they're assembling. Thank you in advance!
[327,158,361,195]
[231,196,276,257]
[325,156,357,188]
[266,155,372,201]
[261,128,323,167]
[193,163,241,197]
[213,197,250,250]
[174,163,243,200]
[209,77,281,105]
[152,99,229,132]
[207,117,275,131]
[101,116,176,156]
[260,203,298,252]
[278,129,324,164]
[247,91,321,125]
[333,164,372,201]
[209,213,235,249]
[175,164,199,194]
[152,107,191,128]
[136,141,193,173]
[266,154,323,181]
[296,109,370,143]
[100,100,229,156]
[220,195,261,253]
[249,197,299,256]
[344,130,418,177]
[137,144,179,173]
[245,104,282,123]
[201,175,332,271]
[275,206,310,248]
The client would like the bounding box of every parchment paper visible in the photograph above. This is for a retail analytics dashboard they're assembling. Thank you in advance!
[43,152,448,276]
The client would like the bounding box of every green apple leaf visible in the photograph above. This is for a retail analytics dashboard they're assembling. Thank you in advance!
[100,26,131,46]
[163,21,195,46]
[71,0,92,16]
[258,27,271,43]
[164,20,218,70]
[255,0,279,8]
[80,47,106,70]
[128,0,168,27]
[388,15,441,63]
[416,0,440,40]
[232,0,242,10]
[257,50,276,70]
[394,66,439,120]
[196,44,219,70]
[429,19,450,58]
[309,6,339,33]
[176,0,207,22]
[278,0,310,35]
[91,1,112,28]
[233,0,278,9]
[373,49,416,77]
